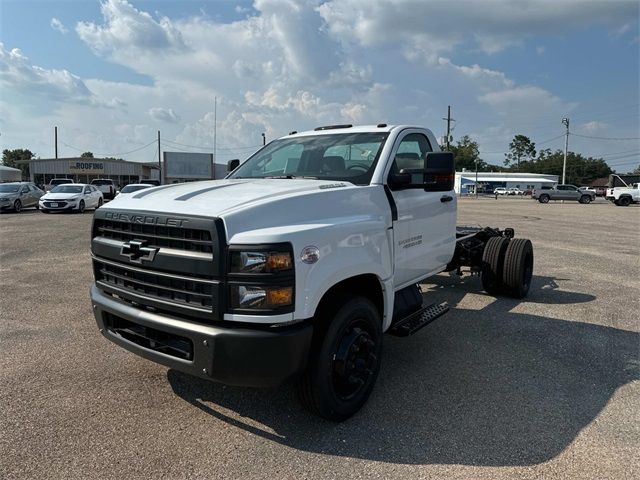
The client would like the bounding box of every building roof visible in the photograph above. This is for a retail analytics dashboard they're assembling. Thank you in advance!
[15,157,148,165]
[0,165,21,172]
[459,174,556,183]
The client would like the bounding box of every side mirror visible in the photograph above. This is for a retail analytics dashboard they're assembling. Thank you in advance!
[424,152,454,192]
[227,159,240,172]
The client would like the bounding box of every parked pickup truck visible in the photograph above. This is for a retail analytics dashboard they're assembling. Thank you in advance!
[45,178,74,192]
[89,124,534,420]
[532,184,595,203]
[90,179,118,200]
[606,183,640,206]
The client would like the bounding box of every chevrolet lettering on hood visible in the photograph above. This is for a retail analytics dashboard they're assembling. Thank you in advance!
[104,211,188,227]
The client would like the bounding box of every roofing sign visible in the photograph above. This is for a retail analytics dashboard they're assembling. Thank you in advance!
[69,160,104,174]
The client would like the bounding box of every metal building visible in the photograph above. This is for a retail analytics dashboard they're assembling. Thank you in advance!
[21,157,158,187]
[455,171,559,194]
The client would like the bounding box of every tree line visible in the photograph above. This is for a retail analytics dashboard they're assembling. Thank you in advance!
[447,134,639,185]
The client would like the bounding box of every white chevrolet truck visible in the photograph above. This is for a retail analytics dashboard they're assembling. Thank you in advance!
[606,183,640,206]
[90,124,534,420]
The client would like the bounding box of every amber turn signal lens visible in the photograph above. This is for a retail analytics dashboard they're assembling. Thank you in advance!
[266,286,293,306]
[266,253,293,271]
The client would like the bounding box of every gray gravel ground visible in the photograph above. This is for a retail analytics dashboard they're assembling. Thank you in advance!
[1,197,638,480]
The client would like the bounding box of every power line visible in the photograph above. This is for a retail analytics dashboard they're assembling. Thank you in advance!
[571,133,640,141]
[161,137,262,152]
[61,139,157,157]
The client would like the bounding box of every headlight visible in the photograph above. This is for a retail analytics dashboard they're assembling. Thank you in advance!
[68,196,79,201]
[230,285,293,309]
[0,198,9,201]
[230,251,293,273]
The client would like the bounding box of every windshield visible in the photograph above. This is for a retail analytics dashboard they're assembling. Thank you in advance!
[0,184,20,193]
[121,185,150,193]
[51,185,83,193]
[228,132,389,185]
[51,179,73,185]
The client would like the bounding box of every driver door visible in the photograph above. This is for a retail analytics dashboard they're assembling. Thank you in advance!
[387,131,457,288]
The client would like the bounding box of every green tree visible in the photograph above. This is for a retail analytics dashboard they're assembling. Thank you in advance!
[81,151,94,158]
[2,148,33,178]
[450,135,489,172]
[505,149,613,185]
[504,135,536,167]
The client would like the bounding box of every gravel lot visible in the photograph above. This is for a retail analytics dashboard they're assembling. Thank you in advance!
[1,197,638,479]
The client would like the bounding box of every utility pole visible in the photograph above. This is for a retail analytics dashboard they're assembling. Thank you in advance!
[475,158,479,198]
[157,130,162,184]
[442,106,454,151]
[213,96,217,166]
[562,117,569,184]
[54,126,58,159]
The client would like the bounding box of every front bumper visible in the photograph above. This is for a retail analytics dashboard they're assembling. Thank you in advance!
[40,200,77,211]
[90,285,313,387]
[0,200,15,210]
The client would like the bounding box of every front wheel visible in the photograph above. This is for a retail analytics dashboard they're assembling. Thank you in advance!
[97,198,103,208]
[297,296,382,421]
[14,200,22,213]
[538,195,550,204]
[579,195,592,204]
[617,196,631,207]
[77,200,85,213]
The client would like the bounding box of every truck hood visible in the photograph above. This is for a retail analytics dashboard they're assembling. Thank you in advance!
[103,178,358,217]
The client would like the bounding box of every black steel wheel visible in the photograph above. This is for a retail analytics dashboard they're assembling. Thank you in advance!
[502,238,534,299]
[538,195,550,204]
[297,296,382,421]
[14,200,22,213]
[481,236,510,295]
[618,196,631,207]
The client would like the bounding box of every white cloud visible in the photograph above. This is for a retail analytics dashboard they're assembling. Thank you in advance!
[536,46,546,55]
[148,107,180,123]
[578,121,608,133]
[318,0,638,56]
[50,17,68,34]
[1,0,637,165]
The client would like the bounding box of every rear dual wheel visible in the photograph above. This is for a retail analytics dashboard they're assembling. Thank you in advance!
[481,237,533,299]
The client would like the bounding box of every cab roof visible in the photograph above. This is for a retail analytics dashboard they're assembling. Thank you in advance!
[283,124,425,138]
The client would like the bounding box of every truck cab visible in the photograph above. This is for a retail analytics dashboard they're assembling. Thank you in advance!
[89,124,533,420]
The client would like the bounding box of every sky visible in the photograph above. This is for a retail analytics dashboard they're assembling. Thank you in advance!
[0,0,638,171]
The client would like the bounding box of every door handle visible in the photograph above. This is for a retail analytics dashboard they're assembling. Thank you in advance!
[440,195,453,203]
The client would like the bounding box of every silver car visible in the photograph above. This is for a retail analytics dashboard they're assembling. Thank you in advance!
[0,182,44,212]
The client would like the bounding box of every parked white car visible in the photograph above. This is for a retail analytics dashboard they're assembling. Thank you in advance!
[39,184,103,213]
[494,187,507,195]
[507,188,523,195]
[116,184,153,196]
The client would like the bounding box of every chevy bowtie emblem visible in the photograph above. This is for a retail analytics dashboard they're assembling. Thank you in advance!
[120,239,158,264]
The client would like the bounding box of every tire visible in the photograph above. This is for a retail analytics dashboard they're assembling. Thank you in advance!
[502,238,534,299]
[297,296,382,421]
[580,195,591,204]
[538,195,550,204]
[617,196,631,207]
[14,200,22,213]
[481,237,510,295]
[35,203,39,210]
[78,200,85,213]
[97,198,103,208]
[41,209,50,214]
